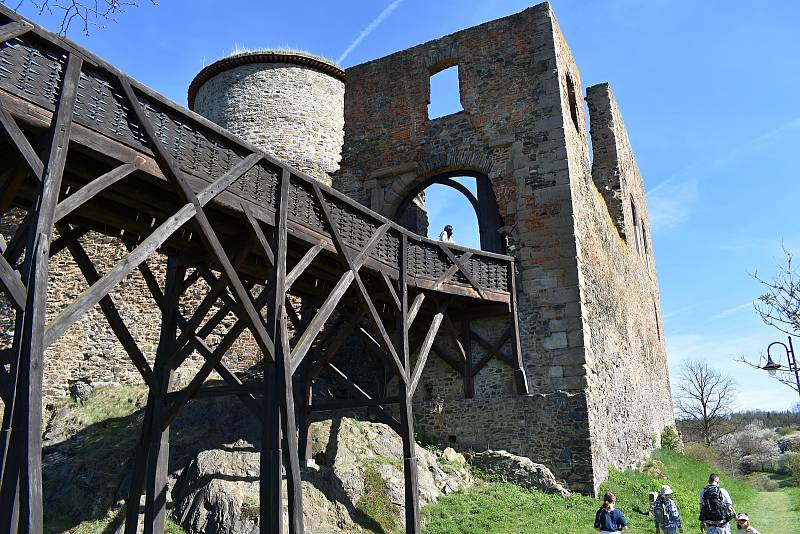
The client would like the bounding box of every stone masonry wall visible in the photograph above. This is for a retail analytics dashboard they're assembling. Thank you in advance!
[336,3,597,490]
[574,83,673,488]
[192,58,344,185]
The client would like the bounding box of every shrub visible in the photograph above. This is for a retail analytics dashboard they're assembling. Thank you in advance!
[684,442,719,467]
[783,451,800,481]
[661,426,685,453]
[743,472,779,491]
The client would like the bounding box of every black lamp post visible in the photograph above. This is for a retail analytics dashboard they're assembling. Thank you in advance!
[761,336,800,400]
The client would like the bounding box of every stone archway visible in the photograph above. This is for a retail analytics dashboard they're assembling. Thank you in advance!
[392,170,505,253]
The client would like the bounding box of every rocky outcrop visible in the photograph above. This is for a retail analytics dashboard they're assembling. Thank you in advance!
[171,418,473,533]
[468,450,570,497]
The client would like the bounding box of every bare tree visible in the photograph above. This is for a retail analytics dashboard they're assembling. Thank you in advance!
[739,247,800,391]
[2,0,157,35]
[675,359,736,446]
[754,248,800,336]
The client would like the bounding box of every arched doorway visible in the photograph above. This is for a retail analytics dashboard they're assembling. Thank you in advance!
[393,171,505,253]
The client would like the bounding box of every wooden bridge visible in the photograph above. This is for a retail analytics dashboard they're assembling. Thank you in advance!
[0,6,528,533]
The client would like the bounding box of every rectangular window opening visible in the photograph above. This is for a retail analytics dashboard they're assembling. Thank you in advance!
[428,65,463,120]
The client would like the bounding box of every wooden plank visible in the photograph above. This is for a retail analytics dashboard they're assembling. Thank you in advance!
[0,20,33,44]
[53,162,140,223]
[309,396,401,411]
[406,292,425,329]
[507,261,529,395]
[43,145,261,349]
[381,271,400,311]
[311,185,406,382]
[396,235,420,533]
[275,170,304,534]
[461,319,474,398]
[438,243,488,300]
[308,311,363,379]
[285,242,323,290]
[61,229,158,391]
[325,363,401,434]
[471,329,515,368]
[0,103,44,181]
[409,302,446,395]
[164,382,261,402]
[14,53,83,533]
[0,254,25,311]
[242,202,274,267]
[43,202,196,348]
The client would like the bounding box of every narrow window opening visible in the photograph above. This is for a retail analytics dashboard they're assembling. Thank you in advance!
[428,65,463,120]
[653,301,661,341]
[565,74,580,133]
[642,222,650,268]
[630,198,640,254]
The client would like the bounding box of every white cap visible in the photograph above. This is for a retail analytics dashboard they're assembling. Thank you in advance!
[659,484,673,496]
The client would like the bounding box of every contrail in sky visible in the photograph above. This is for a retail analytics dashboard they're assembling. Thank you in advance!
[337,0,404,64]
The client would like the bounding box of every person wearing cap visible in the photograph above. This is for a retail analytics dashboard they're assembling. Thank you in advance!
[438,224,455,243]
[653,484,683,534]
[734,513,760,534]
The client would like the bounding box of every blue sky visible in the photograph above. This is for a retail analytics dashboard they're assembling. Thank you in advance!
[11,0,800,411]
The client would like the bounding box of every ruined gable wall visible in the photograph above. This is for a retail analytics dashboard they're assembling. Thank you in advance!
[337,3,596,491]
[574,83,673,488]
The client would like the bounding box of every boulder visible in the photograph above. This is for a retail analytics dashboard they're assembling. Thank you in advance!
[468,450,570,496]
[171,418,473,533]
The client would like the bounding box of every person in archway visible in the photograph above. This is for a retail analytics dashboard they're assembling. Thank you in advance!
[439,224,455,243]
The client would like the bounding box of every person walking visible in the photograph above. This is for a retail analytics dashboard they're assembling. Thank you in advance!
[734,513,760,533]
[653,484,683,534]
[594,491,628,534]
[700,473,735,534]
[438,224,455,243]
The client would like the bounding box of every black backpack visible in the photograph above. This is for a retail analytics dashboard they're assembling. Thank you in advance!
[700,485,731,524]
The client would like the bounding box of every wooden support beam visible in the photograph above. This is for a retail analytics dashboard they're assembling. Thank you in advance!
[43,148,261,349]
[406,292,425,329]
[0,253,25,311]
[285,242,323,290]
[61,228,158,391]
[0,53,83,534]
[53,161,140,223]
[0,103,44,181]
[396,233,420,534]
[507,261,529,395]
[409,301,446,395]
[325,363,401,434]
[309,396,400,412]
[117,76,278,367]
[0,20,33,44]
[438,243,488,300]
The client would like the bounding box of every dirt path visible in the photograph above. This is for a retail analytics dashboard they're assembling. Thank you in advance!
[751,489,800,533]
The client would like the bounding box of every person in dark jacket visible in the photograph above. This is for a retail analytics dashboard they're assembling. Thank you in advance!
[595,491,629,534]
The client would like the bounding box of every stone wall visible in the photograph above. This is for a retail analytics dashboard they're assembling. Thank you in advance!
[335,2,674,492]
[577,83,674,488]
[191,53,345,185]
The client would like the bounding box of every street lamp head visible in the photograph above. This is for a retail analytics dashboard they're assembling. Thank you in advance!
[762,356,782,376]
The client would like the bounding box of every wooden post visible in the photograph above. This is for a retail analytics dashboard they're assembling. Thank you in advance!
[144,259,185,534]
[461,319,475,398]
[261,169,304,533]
[0,53,82,534]
[508,260,529,395]
[397,234,420,533]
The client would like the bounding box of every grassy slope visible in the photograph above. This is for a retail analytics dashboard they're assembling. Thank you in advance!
[422,450,768,534]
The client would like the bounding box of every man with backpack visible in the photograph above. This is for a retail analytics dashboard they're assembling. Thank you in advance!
[699,474,735,533]
[652,485,683,534]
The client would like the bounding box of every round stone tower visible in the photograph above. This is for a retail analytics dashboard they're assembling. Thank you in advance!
[188,50,345,185]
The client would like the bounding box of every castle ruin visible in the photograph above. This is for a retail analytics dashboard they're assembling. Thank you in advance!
[4,2,673,496]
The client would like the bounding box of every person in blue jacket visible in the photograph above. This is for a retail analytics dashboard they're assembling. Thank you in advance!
[595,491,629,534]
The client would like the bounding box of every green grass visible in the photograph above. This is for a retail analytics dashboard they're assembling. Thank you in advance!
[356,461,401,534]
[421,449,767,534]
